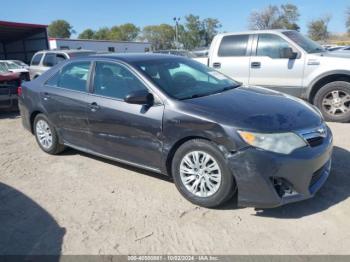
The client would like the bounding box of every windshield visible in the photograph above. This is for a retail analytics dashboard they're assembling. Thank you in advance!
[0,62,8,72]
[132,58,240,100]
[283,31,325,54]
[6,62,20,69]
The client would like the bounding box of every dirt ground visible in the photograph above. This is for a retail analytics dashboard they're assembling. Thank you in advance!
[0,113,349,255]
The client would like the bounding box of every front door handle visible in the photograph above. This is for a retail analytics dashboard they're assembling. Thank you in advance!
[42,92,51,101]
[89,102,100,112]
[251,62,261,68]
[213,62,221,69]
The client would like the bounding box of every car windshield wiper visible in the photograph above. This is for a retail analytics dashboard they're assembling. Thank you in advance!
[180,84,241,100]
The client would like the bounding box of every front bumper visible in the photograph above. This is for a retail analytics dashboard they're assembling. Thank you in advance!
[228,127,333,208]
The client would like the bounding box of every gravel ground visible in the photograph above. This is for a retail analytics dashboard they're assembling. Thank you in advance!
[0,113,349,255]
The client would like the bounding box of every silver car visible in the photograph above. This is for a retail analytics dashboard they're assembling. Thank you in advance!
[29,50,96,80]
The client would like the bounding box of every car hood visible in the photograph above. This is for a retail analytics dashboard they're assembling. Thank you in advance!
[181,86,323,132]
[322,51,350,58]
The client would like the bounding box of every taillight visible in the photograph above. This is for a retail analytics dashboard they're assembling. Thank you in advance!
[17,86,22,96]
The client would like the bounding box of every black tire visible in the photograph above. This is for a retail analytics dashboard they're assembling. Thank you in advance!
[33,114,65,155]
[171,139,236,208]
[314,81,350,123]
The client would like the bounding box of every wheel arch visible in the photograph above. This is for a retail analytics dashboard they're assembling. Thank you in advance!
[308,71,350,103]
[165,136,211,177]
[29,110,44,134]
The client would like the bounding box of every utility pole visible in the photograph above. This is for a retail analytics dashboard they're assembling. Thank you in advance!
[173,17,180,49]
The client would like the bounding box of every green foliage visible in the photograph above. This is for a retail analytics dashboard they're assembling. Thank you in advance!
[78,29,95,39]
[142,24,175,50]
[93,27,110,40]
[249,3,300,31]
[48,20,74,38]
[307,16,331,41]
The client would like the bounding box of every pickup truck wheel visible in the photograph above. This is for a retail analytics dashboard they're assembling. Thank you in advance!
[314,81,350,123]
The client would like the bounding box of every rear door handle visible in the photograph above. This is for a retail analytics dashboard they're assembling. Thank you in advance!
[213,62,221,69]
[89,102,100,112]
[251,62,261,68]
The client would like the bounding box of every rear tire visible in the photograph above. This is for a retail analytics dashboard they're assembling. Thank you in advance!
[314,81,350,123]
[34,114,65,155]
[171,139,236,208]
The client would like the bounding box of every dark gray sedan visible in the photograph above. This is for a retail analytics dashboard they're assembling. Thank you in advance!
[18,54,333,208]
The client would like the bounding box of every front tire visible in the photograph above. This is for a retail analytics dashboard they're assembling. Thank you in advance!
[34,114,65,154]
[314,81,350,122]
[172,139,236,208]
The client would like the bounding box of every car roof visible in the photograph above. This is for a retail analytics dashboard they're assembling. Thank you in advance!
[216,29,292,37]
[91,53,184,63]
[37,49,95,54]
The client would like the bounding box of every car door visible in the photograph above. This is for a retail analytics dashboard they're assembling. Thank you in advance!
[29,53,45,79]
[43,61,93,149]
[209,34,252,84]
[85,60,164,170]
[248,33,305,97]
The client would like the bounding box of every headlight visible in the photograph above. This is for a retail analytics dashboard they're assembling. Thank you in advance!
[237,131,307,154]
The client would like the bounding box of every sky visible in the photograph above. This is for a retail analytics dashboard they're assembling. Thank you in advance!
[1,0,349,37]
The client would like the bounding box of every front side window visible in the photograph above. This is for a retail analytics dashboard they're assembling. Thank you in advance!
[47,62,90,92]
[282,31,324,53]
[218,35,249,57]
[257,34,292,59]
[93,61,147,99]
[133,58,240,100]
[31,53,43,66]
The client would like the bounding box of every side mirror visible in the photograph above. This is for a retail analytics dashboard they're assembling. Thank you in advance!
[280,47,298,59]
[124,89,154,105]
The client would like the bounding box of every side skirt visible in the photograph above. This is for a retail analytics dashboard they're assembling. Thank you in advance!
[64,142,163,174]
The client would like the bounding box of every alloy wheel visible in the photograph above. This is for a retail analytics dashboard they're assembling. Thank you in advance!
[322,90,350,116]
[179,151,222,197]
[36,119,53,149]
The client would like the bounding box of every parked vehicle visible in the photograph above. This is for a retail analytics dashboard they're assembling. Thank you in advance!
[29,49,96,80]
[19,54,333,208]
[0,60,29,81]
[10,60,29,70]
[0,64,21,111]
[153,50,196,58]
[194,30,350,122]
[330,46,350,52]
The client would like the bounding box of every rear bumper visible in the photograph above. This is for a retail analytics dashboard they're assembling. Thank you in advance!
[228,127,333,208]
[18,99,32,132]
[0,95,18,110]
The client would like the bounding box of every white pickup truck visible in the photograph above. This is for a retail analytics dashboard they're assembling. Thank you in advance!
[194,30,350,122]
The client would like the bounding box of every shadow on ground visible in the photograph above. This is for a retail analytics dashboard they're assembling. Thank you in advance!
[0,111,20,120]
[255,146,350,218]
[60,145,350,218]
[62,148,173,183]
[0,182,65,256]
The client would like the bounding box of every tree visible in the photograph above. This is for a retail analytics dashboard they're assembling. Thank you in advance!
[249,5,280,30]
[93,27,110,40]
[346,7,350,35]
[142,24,175,50]
[118,23,140,41]
[202,18,222,46]
[78,29,95,39]
[48,20,74,38]
[308,16,331,41]
[249,4,300,30]
[182,14,203,49]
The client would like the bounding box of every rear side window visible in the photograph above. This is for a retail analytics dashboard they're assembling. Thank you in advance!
[31,53,43,66]
[46,62,91,92]
[43,53,56,67]
[218,35,249,57]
